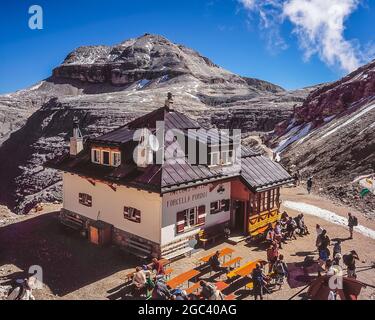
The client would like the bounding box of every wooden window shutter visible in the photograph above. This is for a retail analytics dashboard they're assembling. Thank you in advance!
[135,209,141,223]
[124,206,130,219]
[176,211,185,234]
[221,199,230,211]
[198,205,206,225]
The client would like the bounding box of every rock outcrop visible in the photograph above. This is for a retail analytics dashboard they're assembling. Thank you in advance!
[271,60,375,213]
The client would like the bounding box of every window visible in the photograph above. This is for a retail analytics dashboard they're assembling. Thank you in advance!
[176,205,206,233]
[210,201,220,214]
[221,150,233,165]
[124,206,141,223]
[184,208,197,228]
[209,151,220,166]
[102,151,110,166]
[79,193,92,207]
[92,149,101,164]
[112,152,121,167]
[210,199,230,214]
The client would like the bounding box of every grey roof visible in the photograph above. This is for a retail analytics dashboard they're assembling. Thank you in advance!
[240,155,293,191]
[47,106,292,193]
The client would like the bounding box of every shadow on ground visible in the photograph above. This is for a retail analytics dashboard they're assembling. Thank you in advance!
[0,212,137,296]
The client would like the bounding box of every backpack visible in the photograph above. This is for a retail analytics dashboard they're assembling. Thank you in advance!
[343,254,351,267]
[352,216,358,226]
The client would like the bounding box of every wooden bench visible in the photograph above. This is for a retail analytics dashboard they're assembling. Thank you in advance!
[185,281,229,297]
[164,268,173,280]
[122,238,152,260]
[199,247,235,265]
[60,211,85,230]
[163,246,194,261]
[227,259,265,280]
[185,282,201,295]
[167,269,200,290]
[222,257,242,269]
[198,225,225,248]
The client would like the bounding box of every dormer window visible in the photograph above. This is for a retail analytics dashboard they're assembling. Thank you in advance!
[92,149,101,164]
[209,151,220,166]
[208,149,233,167]
[91,147,121,167]
[221,150,233,165]
[102,151,110,166]
[112,152,121,167]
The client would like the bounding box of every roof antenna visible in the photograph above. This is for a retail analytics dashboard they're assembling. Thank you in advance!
[164,92,174,110]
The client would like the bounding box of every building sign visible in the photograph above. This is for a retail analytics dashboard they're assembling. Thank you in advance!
[166,185,208,208]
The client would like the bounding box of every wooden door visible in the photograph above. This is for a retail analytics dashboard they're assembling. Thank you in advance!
[90,226,99,245]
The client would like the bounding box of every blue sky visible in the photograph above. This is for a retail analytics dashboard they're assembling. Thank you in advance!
[0,0,374,94]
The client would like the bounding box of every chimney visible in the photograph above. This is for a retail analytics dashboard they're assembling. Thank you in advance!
[164,92,174,110]
[70,118,83,156]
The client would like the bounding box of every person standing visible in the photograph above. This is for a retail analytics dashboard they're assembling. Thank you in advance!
[251,263,267,300]
[307,177,313,194]
[317,230,330,263]
[347,213,358,239]
[343,250,359,279]
[266,242,279,274]
[273,254,288,289]
[333,240,342,259]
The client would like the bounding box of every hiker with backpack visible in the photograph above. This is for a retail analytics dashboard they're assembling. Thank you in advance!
[348,213,358,239]
[343,250,360,279]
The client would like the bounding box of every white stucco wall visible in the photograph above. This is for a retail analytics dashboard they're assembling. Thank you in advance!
[161,182,231,246]
[62,173,162,243]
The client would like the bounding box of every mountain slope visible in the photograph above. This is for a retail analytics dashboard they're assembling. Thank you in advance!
[272,60,375,213]
[0,33,312,213]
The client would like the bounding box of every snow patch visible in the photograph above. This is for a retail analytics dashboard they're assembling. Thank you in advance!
[283,201,375,240]
[320,103,375,140]
[275,123,312,153]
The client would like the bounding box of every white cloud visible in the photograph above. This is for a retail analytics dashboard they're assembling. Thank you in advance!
[239,0,256,10]
[238,0,371,73]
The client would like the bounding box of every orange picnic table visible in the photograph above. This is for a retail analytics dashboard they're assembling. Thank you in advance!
[167,269,200,289]
[227,259,267,279]
[199,247,235,264]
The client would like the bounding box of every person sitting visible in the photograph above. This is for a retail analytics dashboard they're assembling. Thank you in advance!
[274,222,284,248]
[281,211,289,220]
[150,258,165,276]
[132,266,149,297]
[199,280,224,300]
[209,251,227,273]
[286,217,297,240]
[170,288,189,300]
[266,225,275,244]
[152,277,172,300]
